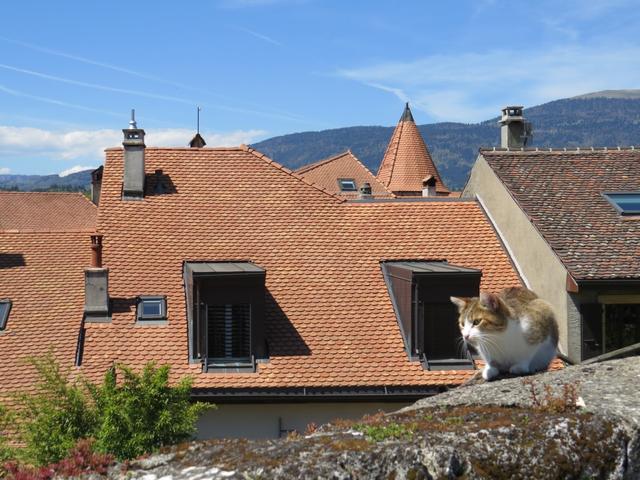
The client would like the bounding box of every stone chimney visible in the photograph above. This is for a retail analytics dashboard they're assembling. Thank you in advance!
[359,182,372,199]
[122,109,146,200]
[422,175,436,197]
[499,106,532,149]
[85,234,109,322]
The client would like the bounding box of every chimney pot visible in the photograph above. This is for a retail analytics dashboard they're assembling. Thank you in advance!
[422,175,437,197]
[90,234,103,268]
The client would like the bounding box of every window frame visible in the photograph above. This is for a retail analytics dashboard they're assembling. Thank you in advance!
[602,192,640,216]
[0,299,11,331]
[136,295,167,322]
[337,178,357,192]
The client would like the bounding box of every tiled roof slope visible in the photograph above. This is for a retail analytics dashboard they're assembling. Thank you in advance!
[377,104,449,195]
[295,150,393,198]
[78,146,521,390]
[0,232,92,400]
[482,148,640,280]
[0,192,96,232]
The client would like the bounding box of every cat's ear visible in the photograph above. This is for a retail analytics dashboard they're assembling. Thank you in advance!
[480,292,500,312]
[450,296,468,312]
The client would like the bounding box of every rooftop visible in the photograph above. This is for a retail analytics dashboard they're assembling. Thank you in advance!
[482,148,640,281]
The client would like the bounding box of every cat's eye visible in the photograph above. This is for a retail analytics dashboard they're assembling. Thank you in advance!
[472,319,481,326]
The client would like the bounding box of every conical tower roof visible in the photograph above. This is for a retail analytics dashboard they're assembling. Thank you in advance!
[377,103,449,195]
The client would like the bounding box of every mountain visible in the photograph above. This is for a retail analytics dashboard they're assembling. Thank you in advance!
[3,91,640,192]
[253,94,640,189]
[0,170,93,192]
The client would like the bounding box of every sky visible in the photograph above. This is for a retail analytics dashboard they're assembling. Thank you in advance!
[1,0,640,175]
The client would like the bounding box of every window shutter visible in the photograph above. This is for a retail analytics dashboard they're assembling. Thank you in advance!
[580,303,603,360]
[207,304,251,359]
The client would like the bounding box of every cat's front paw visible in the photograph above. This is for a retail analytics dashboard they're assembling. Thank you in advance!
[482,365,500,381]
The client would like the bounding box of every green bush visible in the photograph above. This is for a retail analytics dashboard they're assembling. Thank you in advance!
[0,404,17,467]
[91,363,212,460]
[2,354,213,466]
[13,355,97,466]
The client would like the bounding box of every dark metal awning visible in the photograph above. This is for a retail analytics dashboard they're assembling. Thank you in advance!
[383,261,481,276]
[185,261,265,277]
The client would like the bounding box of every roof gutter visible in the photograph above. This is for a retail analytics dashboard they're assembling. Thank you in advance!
[190,386,445,403]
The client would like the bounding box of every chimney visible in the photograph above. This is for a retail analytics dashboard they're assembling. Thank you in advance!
[85,234,109,322]
[499,106,532,149]
[422,175,436,197]
[122,109,146,200]
[359,182,372,199]
[90,166,103,205]
[189,133,206,148]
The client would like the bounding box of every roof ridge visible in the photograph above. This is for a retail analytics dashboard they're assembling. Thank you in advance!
[0,191,88,196]
[0,228,97,234]
[294,150,351,174]
[104,146,246,152]
[239,145,346,203]
[344,151,394,196]
[481,146,639,153]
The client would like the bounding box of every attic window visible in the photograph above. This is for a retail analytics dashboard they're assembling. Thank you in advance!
[0,300,11,330]
[184,262,267,373]
[338,178,357,192]
[603,193,640,215]
[382,261,481,371]
[137,296,166,321]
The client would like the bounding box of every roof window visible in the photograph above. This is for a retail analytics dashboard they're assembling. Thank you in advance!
[0,300,11,330]
[338,178,357,192]
[382,261,481,370]
[603,193,640,215]
[137,296,167,322]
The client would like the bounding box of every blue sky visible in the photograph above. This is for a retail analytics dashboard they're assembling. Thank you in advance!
[1,0,639,175]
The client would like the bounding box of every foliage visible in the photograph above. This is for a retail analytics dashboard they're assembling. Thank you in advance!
[353,422,416,442]
[1,354,212,468]
[0,404,17,470]
[90,363,213,460]
[12,355,97,466]
[523,379,581,413]
[3,439,113,480]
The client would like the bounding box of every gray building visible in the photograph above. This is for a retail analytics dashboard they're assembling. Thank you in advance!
[463,108,640,363]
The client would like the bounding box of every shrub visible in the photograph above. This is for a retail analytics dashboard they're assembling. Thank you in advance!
[90,362,213,460]
[3,439,113,480]
[0,404,17,472]
[3,355,213,466]
[12,355,97,466]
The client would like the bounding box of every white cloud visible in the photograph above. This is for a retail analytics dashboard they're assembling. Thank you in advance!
[0,167,10,174]
[59,165,95,177]
[233,26,283,46]
[0,126,268,162]
[337,44,640,122]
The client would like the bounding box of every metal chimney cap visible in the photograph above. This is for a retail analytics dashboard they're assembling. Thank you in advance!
[128,109,137,129]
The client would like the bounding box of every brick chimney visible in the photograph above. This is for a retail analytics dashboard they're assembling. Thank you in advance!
[499,106,532,149]
[85,234,109,322]
[122,109,146,200]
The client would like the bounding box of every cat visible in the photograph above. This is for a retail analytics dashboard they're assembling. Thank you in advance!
[451,287,558,381]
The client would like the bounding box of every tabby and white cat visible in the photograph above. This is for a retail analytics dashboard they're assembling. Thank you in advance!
[451,287,558,381]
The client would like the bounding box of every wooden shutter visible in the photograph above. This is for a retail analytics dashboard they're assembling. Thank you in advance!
[581,303,603,360]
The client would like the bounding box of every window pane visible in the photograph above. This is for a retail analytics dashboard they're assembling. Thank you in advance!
[142,300,162,317]
[605,193,640,214]
[0,303,8,329]
[207,303,251,359]
[339,179,357,191]
[605,304,640,352]
[423,302,466,360]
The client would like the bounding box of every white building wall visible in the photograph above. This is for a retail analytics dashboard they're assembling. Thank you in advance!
[196,401,411,440]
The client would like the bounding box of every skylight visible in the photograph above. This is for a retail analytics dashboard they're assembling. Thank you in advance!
[0,300,11,330]
[137,296,166,321]
[603,193,640,215]
[338,178,357,192]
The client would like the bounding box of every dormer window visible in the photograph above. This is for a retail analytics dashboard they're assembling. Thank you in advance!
[0,300,11,330]
[382,261,481,370]
[184,262,266,372]
[137,296,167,321]
[603,192,640,215]
[338,178,357,192]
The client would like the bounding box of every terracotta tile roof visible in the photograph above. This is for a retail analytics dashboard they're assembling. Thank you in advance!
[482,148,640,280]
[0,192,97,232]
[0,231,93,400]
[67,145,523,391]
[295,150,393,198]
[377,104,449,195]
